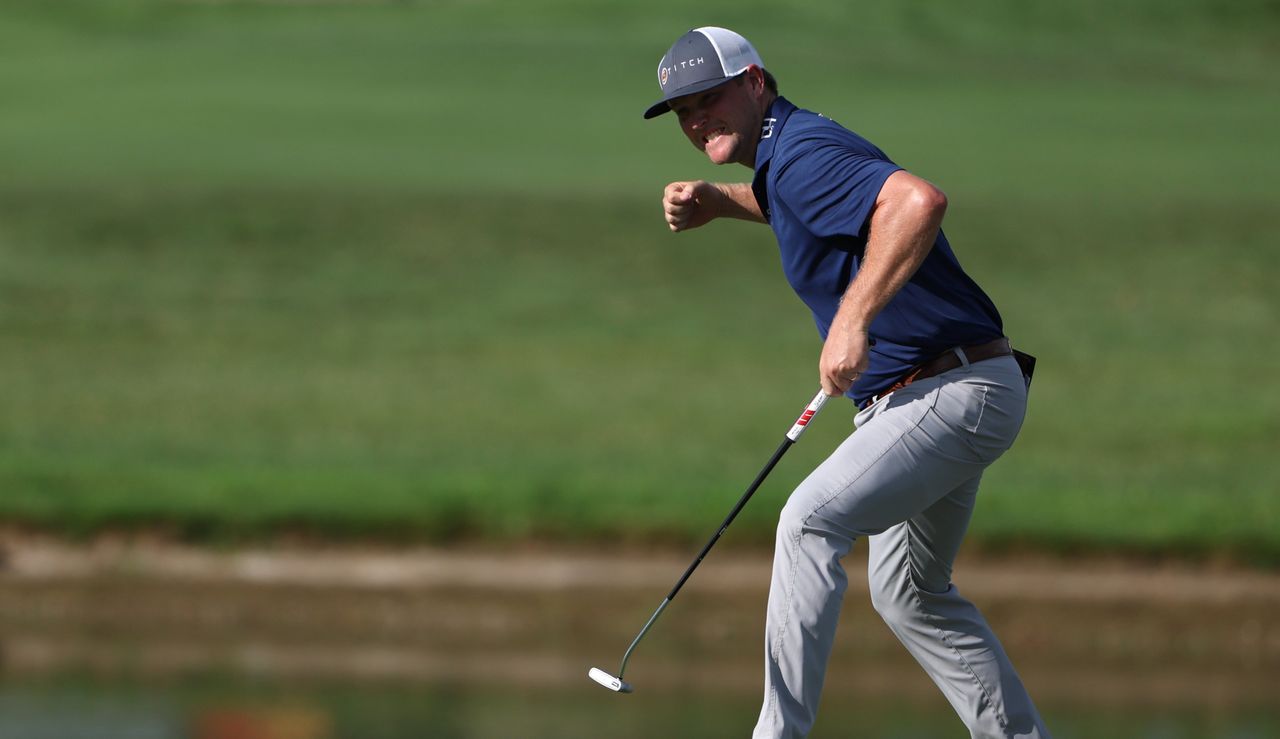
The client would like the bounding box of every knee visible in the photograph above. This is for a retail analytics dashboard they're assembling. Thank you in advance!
[775,496,809,543]
[868,572,912,625]
[868,561,940,626]
[869,566,953,627]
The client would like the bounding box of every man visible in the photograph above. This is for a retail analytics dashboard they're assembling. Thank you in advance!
[643,27,1050,738]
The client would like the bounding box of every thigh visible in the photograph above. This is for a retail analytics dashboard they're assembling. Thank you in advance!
[784,380,988,540]
[868,473,982,594]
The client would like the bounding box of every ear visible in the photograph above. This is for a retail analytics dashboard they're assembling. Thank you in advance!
[742,65,768,106]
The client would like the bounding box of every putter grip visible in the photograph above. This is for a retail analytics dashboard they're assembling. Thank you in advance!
[785,390,829,441]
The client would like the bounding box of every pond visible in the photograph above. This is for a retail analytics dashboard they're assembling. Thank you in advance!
[1,675,1277,739]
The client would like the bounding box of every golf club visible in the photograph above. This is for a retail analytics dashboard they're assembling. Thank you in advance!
[589,388,830,694]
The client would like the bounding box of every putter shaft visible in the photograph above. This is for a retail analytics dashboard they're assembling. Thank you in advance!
[617,597,670,679]
[610,390,829,683]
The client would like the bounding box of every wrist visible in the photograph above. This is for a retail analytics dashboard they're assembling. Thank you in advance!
[833,314,870,335]
[715,182,767,224]
[832,298,872,335]
[706,183,737,217]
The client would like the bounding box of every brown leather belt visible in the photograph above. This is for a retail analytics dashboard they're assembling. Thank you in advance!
[865,337,1014,407]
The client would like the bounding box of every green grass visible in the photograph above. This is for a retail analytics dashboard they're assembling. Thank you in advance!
[1,0,1277,562]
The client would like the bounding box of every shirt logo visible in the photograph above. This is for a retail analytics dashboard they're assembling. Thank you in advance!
[761,117,776,139]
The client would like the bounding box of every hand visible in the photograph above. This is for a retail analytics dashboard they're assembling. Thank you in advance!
[819,324,870,397]
[662,181,721,232]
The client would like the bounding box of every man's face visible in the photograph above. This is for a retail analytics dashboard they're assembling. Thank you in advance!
[668,69,765,168]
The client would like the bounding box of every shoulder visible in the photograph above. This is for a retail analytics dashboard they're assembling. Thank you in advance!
[775,108,889,165]
[770,109,899,198]
[770,111,896,201]
[764,107,905,234]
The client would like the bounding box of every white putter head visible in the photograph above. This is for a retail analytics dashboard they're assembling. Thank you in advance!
[588,667,633,693]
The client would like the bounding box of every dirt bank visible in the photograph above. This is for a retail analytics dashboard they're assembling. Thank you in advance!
[2,532,1278,709]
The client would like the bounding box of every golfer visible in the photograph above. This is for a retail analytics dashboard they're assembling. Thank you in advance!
[644,28,1050,738]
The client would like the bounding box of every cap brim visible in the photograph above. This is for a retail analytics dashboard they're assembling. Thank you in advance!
[642,75,737,119]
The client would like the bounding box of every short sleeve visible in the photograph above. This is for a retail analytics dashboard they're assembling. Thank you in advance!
[773,140,902,241]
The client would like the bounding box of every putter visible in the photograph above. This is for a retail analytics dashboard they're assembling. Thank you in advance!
[589,389,830,694]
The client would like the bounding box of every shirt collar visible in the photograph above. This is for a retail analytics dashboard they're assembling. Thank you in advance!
[753,96,798,175]
[751,96,798,222]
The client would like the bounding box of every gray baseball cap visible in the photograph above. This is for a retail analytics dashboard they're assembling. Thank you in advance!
[643,27,765,119]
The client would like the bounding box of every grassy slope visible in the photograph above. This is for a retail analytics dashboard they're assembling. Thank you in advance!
[1,0,1277,560]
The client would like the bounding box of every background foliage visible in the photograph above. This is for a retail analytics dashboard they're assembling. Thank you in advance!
[2,0,1277,561]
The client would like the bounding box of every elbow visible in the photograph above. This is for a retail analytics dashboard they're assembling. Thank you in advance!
[932,188,948,218]
[915,183,948,223]
[873,171,949,239]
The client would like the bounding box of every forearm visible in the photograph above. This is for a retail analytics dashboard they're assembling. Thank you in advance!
[710,182,768,223]
[833,176,947,333]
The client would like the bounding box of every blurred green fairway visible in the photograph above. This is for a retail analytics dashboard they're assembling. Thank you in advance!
[1,0,1277,561]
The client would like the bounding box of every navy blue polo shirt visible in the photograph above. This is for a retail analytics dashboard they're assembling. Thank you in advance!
[751,97,1004,406]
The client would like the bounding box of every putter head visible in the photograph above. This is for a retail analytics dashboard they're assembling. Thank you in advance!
[588,667,633,694]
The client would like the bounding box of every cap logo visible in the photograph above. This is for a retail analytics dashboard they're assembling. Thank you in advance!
[658,56,706,88]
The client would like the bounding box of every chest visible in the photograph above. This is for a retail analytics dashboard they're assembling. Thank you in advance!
[766,188,861,300]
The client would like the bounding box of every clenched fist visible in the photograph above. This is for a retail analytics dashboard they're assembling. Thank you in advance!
[662,180,724,232]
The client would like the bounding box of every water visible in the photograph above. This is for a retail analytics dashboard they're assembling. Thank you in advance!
[1,676,1278,739]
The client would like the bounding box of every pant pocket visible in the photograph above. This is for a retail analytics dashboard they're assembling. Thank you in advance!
[937,378,988,435]
[955,380,1027,463]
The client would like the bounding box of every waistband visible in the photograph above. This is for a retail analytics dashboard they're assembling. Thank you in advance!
[861,337,1013,409]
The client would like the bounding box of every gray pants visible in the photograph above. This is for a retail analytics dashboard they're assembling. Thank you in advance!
[752,353,1049,738]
